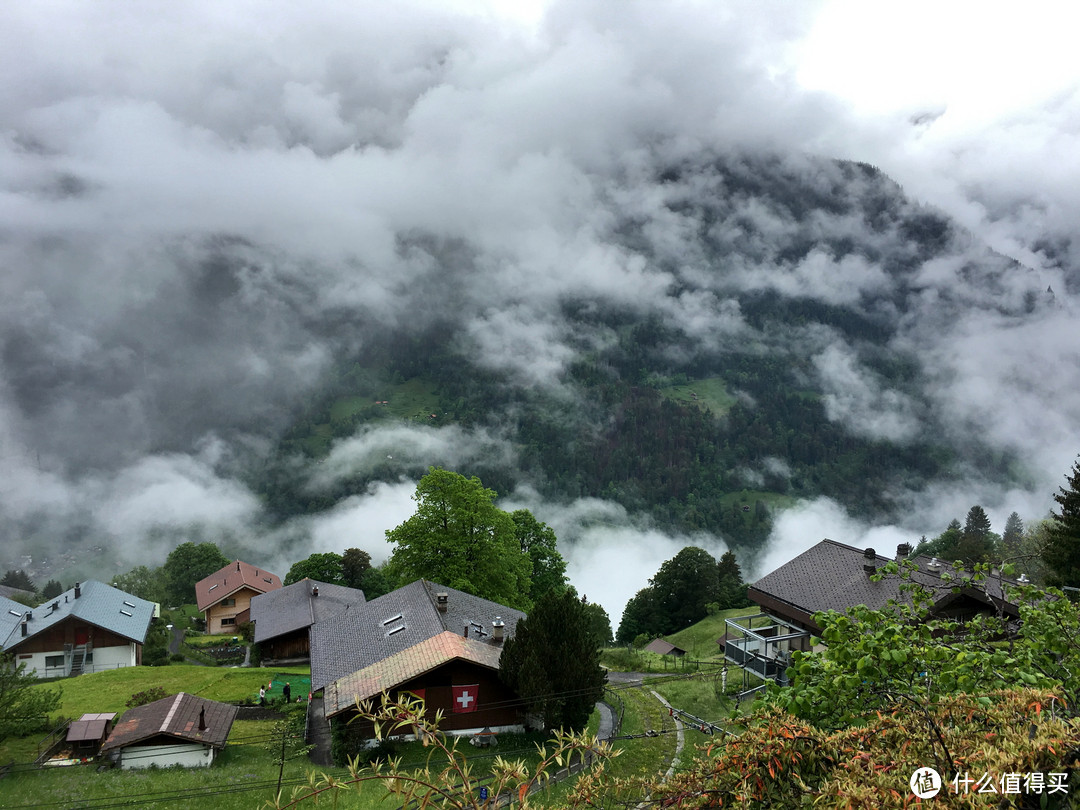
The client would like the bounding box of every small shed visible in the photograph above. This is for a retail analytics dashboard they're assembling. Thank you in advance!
[66,713,117,759]
[644,639,687,657]
[101,693,238,770]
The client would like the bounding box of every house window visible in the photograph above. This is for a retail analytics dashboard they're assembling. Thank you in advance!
[221,617,236,626]
[45,655,65,668]
[222,598,236,607]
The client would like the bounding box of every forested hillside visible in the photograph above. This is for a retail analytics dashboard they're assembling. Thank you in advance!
[248,154,1044,556]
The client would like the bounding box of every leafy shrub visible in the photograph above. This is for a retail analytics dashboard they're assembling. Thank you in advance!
[127,686,168,708]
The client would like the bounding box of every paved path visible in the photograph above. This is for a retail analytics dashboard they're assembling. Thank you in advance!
[307,697,334,767]
[167,624,184,655]
[596,701,616,741]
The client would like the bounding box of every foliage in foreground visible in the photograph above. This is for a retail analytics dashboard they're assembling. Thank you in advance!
[589,689,1079,808]
[269,693,615,809]
[0,653,62,740]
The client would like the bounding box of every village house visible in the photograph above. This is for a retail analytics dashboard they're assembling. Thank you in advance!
[721,539,1025,693]
[643,638,687,657]
[101,692,238,770]
[249,578,365,665]
[0,580,155,678]
[195,560,281,635]
[311,581,526,750]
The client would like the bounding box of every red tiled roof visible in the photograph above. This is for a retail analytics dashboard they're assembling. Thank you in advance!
[325,630,504,716]
[195,560,281,611]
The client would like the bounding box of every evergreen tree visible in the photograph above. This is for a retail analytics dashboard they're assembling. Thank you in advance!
[716,550,749,609]
[41,580,64,600]
[0,570,35,593]
[954,505,995,565]
[1045,456,1080,587]
[1001,512,1025,560]
[499,589,606,733]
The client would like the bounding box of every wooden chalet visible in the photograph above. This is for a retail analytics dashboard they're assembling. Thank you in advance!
[1,581,154,678]
[195,560,281,635]
[250,578,365,664]
[311,581,526,748]
[722,539,1025,695]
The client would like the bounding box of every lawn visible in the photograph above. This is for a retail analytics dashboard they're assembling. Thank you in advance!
[0,718,386,810]
[658,376,737,415]
[29,664,311,719]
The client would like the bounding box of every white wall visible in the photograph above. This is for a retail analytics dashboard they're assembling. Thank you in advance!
[20,643,138,679]
[119,742,215,770]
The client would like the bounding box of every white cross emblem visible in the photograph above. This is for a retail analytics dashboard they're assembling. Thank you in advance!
[457,690,474,709]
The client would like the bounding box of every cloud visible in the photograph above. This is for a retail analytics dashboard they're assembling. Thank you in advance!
[1,0,1080,594]
[813,343,921,443]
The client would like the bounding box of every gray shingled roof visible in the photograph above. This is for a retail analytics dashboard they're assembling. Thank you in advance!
[0,595,27,648]
[250,579,365,643]
[749,539,1021,632]
[310,580,525,692]
[1,580,154,651]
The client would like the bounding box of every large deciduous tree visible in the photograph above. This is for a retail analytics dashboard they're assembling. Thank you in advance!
[110,566,166,605]
[1046,456,1080,587]
[385,468,531,610]
[650,546,720,630]
[162,541,230,605]
[499,589,607,733]
[284,552,345,586]
[510,509,567,601]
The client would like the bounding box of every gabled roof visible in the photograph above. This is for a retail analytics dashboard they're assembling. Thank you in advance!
[0,595,27,646]
[310,580,525,692]
[325,630,505,716]
[1,580,154,652]
[749,539,1022,633]
[644,639,686,656]
[102,693,238,752]
[250,579,365,643]
[195,560,281,611]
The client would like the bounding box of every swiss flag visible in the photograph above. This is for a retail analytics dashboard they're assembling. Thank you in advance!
[451,684,479,713]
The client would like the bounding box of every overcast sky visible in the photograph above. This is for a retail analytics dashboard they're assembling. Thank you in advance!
[2,0,1079,622]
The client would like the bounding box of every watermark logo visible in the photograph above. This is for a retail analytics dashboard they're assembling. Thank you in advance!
[910,767,942,799]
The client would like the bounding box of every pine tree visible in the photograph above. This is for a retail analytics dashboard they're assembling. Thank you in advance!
[499,589,606,732]
[1045,457,1080,587]
[1001,512,1025,560]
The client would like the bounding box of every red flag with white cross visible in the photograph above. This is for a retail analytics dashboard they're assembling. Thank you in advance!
[451,684,479,713]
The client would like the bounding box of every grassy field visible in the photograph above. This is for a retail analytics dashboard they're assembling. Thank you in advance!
[28,664,311,719]
[666,605,759,659]
[658,376,737,415]
[0,718,381,810]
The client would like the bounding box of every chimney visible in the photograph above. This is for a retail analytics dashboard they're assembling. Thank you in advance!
[462,619,469,638]
[198,707,207,731]
[863,548,876,575]
[74,582,81,599]
[236,561,241,572]
[20,614,28,637]
[436,593,449,612]
[896,542,912,561]
[311,585,319,597]
[492,617,505,643]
